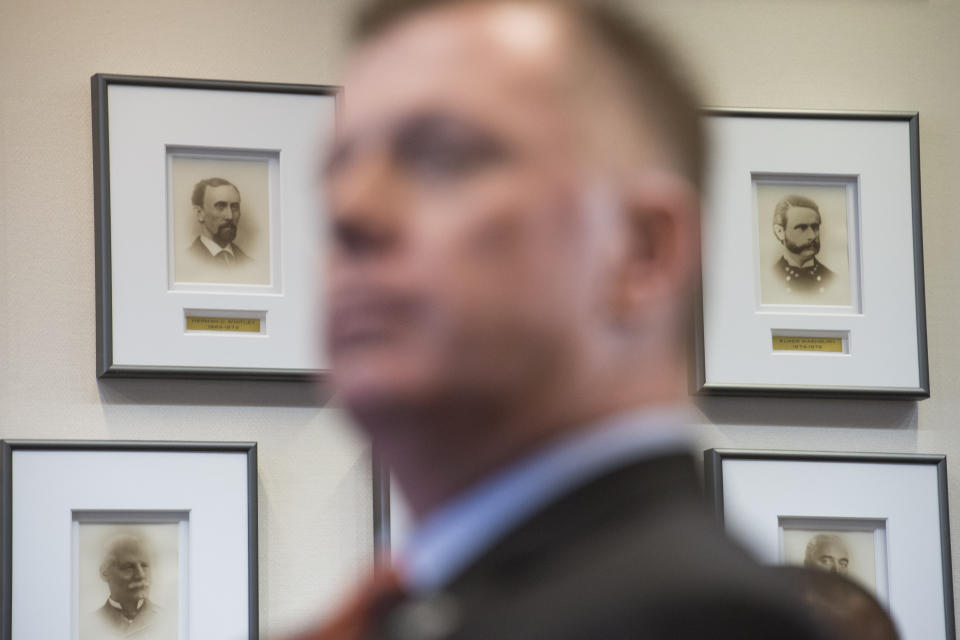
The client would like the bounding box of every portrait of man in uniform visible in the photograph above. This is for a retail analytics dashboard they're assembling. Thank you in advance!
[92,534,163,637]
[170,153,272,286]
[756,182,853,307]
[79,524,179,640]
[773,194,834,294]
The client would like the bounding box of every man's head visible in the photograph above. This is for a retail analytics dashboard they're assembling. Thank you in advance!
[774,195,822,264]
[324,0,703,506]
[100,534,152,606]
[804,534,850,575]
[192,177,241,248]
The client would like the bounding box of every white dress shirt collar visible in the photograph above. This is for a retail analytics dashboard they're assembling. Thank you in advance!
[199,234,234,257]
[107,596,144,622]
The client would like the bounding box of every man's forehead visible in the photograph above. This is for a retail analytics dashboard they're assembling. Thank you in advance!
[114,544,147,556]
[343,2,574,126]
[786,206,819,221]
[206,184,239,200]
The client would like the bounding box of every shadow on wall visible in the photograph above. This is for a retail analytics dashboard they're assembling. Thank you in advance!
[695,395,919,432]
[97,376,336,408]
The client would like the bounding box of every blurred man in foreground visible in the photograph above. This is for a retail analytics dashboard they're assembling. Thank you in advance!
[307,0,832,638]
[779,567,899,640]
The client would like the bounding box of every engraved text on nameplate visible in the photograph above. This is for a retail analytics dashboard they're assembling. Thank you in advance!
[772,336,843,352]
[186,317,261,333]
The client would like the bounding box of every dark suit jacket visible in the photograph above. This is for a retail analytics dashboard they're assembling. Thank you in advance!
[374,453,830,640]
[188,236,252,265]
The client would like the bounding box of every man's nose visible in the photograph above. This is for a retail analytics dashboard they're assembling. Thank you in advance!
[133,564,145,578]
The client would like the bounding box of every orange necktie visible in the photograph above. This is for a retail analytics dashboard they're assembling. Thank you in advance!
[286,568,406,640]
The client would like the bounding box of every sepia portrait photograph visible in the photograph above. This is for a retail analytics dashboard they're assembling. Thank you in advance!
[169,152,272,286]
[782,528,880,596]
[755,181,853,307]
[77,522,180,640]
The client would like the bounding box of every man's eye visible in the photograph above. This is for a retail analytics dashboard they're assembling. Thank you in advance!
[394,117,506,179]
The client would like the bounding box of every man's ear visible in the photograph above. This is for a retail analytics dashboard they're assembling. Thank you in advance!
[193,205,204,222]
[773,224,785,243]
[611,169,700,323]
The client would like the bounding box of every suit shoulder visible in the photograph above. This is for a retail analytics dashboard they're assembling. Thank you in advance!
[231,243,253,262]
[441,518,827,639]
[187,236,209,257]
[816,259,836,277]
[436,464,828,640]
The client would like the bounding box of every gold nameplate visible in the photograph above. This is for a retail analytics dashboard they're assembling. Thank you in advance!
[186,316,261,333]
[772,336,843,352]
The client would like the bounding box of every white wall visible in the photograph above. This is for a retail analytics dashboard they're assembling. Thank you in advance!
[1,0,959,634]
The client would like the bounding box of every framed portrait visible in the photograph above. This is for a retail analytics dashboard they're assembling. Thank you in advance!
[695,109,928,398]
[704,449,955,640]
[92,74,341,380]
[1,440,258,640]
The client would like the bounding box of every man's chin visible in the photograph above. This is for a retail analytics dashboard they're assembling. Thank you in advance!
[785,251,817,264]
[333,357,440,427]
[215,230,237,245]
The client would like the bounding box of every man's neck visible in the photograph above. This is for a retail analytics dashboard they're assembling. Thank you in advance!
[108,596,144,620]
[378,363,686,519]
[200,228,230,249]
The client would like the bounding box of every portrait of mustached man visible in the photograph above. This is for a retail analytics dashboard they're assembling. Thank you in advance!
[772,194,835,296]
[89,534,164,638]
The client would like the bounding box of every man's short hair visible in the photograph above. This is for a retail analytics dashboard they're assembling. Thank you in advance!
[774,194,822,228]
[100,533,150,578]
[804,533,846,568]
[351,0,705,191]
[191,177,237,207]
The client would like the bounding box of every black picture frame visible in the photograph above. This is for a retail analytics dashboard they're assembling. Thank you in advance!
[704,448,955,640]
[92,73,341,381]
[1,439,259,640]
[694,108,929,399]
[371,446,392,571]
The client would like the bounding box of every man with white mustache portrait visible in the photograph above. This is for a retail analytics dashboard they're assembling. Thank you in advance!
[90,534,165,638]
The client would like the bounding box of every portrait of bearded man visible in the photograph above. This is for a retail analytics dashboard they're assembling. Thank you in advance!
[772,194,835,295]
